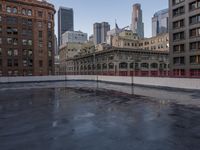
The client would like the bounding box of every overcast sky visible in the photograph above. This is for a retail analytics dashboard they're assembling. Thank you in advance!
[49,0,168,37]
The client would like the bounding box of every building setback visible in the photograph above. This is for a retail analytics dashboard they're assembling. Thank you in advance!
[152,8,169,37]
[0,0,55,76]
[58,7,74,47]
[93,22,110,45]
[131,3,144,39]
[61,31,87,45]
[169,0,200,77]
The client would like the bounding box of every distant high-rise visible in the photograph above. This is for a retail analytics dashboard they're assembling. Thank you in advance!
[58,7,74,47]
[152,9,169,37]
[93,22,110,45]
[131,3,144,38]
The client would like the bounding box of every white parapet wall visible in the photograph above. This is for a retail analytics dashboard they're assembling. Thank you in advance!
[0,75,200,90]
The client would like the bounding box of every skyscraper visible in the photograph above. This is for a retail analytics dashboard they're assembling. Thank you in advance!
[131,3,144,38]
[58,7,74,47]
[152,9,169,37]
[93,22,110,45]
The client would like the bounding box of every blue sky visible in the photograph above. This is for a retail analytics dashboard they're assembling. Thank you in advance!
[49,0,168,37]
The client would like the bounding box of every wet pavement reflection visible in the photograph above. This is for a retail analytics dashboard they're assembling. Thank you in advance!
[0,82,200,150]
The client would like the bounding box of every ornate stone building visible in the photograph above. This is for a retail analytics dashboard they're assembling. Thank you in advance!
[61,48,169,76]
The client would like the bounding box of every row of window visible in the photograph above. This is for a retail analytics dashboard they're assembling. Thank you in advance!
[0,48,52,58]
[0,16,53,29]
[139,38,169,46]
[173,27,200,41]
[0,38,53,48]
[2,5,54,20]
[173,14,200,29]
[0,59,52,68]
[172,0,184,6]
[173,42,200,53]
[173,0,200,17]
[173,55,200,65]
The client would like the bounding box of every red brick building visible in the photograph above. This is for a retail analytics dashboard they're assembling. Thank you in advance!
[0,0,55,76]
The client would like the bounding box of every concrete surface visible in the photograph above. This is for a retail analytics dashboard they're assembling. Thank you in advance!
[0,81,200,150]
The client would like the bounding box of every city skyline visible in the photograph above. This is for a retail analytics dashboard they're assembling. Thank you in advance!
[49,0,168,38]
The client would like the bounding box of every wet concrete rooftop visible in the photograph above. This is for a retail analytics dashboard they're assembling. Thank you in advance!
[0,81,200,150]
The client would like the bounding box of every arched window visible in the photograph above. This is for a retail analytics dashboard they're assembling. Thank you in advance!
[22,9,26,15]
[109,63,114,69]
[119,62,128,69]
[130,63,134,69]
[151,63,158,69]
[103,63,107,69]
[13,7,18,14]
[27,10,32,16]
[141,63,149,69]
[97,64,101,70]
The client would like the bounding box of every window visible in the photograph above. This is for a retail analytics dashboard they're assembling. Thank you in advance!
[48,51,52,57]
[23,60,27,67]
[13,28,18,35]
[39,60,43,67]
[48,22,52,29]
[49,60,52,67]
[7,38,12,44]
[28,40,32,46]
[48,13,52,20]
[39,41,43,48]
[173,44,185,53]
[7,59,12,67]
[28,19,32,26]
[173,32,185,41]
[7,49,12,56]
[14,59,18,67]
[190,55,200,64]
[7,16,17,24]
[173,57,185,65]
[189,0,200,11]
[13,38,18,45]
[38,22,42,28]
[6,6,11,13]
[22,39,27,45]
[38,31,43,38]
[173,19,184,29]
[27,10,32,16]
[173,6,184,17]
[13,7,18,14]
[189,14,200,25]
[48,42,52,48]
[7,27,12,35]
[28,59,33,67]
[0,48,2,56]
[14,49,18,56]
[190,28,200,38]
[190,42,200,51]
[38,11,43,17]
[22,9,26,15]
[13,70,18,76]
[28,50,33,57]
[172,0,184,5]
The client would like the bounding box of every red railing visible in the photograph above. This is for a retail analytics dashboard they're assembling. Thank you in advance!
[64,70,200,78]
